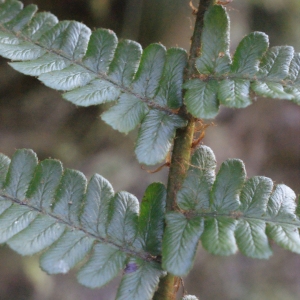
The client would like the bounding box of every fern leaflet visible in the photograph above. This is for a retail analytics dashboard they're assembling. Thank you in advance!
[184,5,300,119]
[162,145,300,276]
[0,149,166,300]
[0,0,187,165]
[1,147,300,292]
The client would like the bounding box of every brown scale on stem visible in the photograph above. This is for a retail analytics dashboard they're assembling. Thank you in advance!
[216,0,233,5]
[189,0,198,15]
[191,119,214,148]
[141,152,171,173]
[142,120,214,174]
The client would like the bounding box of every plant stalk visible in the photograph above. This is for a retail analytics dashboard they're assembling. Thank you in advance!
[153,0,215,299]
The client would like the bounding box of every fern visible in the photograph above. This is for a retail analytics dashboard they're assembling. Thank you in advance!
[162,146,300,276]
[0,0,187,166]
[0,2,299,166]
[183,5,300,118]
[0,0,299,299]
[0,149,166,299]
[0,145,299,297]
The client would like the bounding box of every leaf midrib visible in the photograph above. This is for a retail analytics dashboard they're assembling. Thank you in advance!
[192,211,300,227]
[0,192,159,263]
[0,23,178,116]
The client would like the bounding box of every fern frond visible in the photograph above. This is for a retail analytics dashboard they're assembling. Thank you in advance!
[0,0,187,165]
[0,149,166,300]
[162,145,300,276]
[184,5,300,119]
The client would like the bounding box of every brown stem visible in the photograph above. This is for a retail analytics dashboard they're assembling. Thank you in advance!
[153,0,215,299]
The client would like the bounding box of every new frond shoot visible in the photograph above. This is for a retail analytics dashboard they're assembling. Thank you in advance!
[0,0,299,300]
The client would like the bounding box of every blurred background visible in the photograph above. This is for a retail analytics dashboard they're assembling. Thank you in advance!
[0,0,300,299]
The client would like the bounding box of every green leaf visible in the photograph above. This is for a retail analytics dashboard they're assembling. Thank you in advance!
[0,205,37,243]
[235,219,272,258]
[0,148,164,296]
[132,43,166,98]
[0,0,22,23]
[135,110,186,165]
[231,32,269,76]
[82,28,118,73]
[257,46,294,80]
[101,93,149,134]
[210,159,246,213]
[6,4,37,31]
[239,177,273,217]
[107,192,139,246]
[38,65,95,91]
[63,78,121,106]
[218,79,252,108]
[52,169,87,227]
[154,48,187,108]
[0,34,45,60]
[0,196,12,215]
[251,81,294,100]
[4,149,38,199]
[158,144,300,264]
[0,1,192,166]
[108,39,142,87]
[116,258,165,300]
[184,7,300,113]
[266,184,300,253]
[25,159,63,211]
[177,145,216,211]
[162,212,203,276]
[77,243,127,288]
[7,215,66,255]
[10,52,70,76]
[80,174,114,238]
[196,5,230,74]
[287,52,300,83]
[184,79,219,119]
[0,154,10,189]
[236,177,274,258]
[39,21,91,59]
[266,224,300,254]
[201,217,237,256]
[136,183,166,255]
[22,12,58,40]
[40,230,94,274]
[284,87,300,105]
